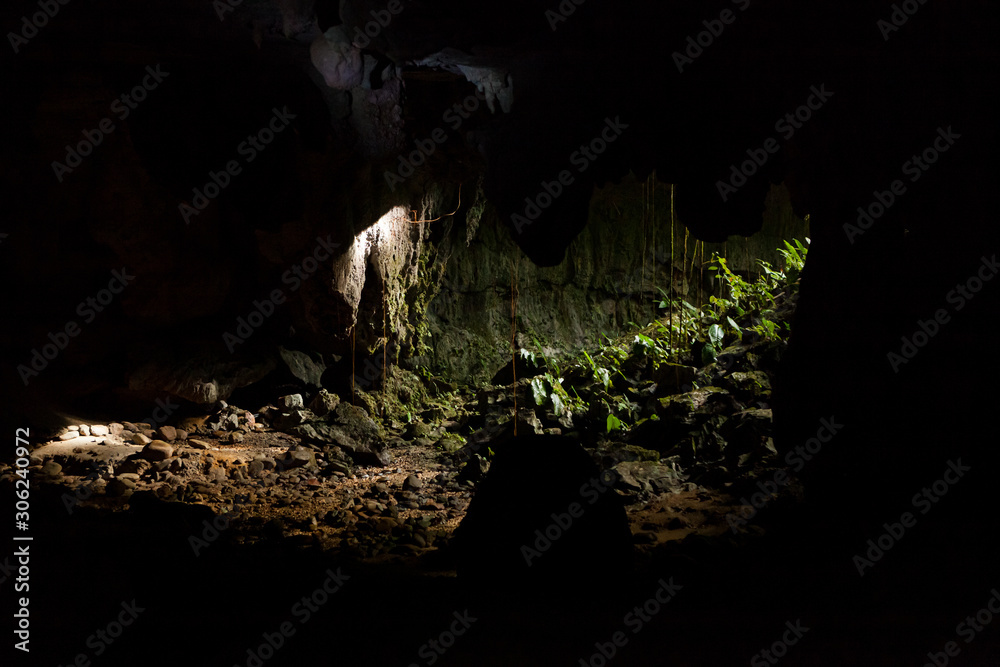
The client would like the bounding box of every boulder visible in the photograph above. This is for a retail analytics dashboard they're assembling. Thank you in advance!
[278,347,326,388]
[454,434,632,591]
[308,389,340,418]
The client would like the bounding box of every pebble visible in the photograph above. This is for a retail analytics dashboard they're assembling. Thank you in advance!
[187,439,211,450]
[91,425,109,436]
[403,474,423,491]
[40,461,63,477]
[280,394,304,409]
[59,432,79,441]
[142,440,174,462]
[105,479,132,497]
[375,517,398,533]
[156,425,177,441]
[133,433,152,446]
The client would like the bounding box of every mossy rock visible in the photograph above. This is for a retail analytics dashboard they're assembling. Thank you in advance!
[438,433,467,453]
[622,445,661,462]
[725,371,772,400]
[657,386,730,418]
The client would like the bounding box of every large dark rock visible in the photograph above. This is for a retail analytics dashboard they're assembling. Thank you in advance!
[453,433,632,592]
[289,402,391,467]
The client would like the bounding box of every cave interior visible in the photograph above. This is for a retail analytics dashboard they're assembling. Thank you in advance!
[2,1,999,665]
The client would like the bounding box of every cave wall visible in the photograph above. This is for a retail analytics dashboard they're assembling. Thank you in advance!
[421,178,808,384]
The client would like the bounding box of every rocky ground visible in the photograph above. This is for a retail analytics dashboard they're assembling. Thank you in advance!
[9,289,1000,666]
[8,299,791,571]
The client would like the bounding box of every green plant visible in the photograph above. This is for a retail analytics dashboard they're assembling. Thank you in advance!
[778,237,809,286]
[606,413,623,433]
[530,371,582,418]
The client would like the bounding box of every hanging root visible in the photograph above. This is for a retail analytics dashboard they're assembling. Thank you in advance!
[410,183,463,224]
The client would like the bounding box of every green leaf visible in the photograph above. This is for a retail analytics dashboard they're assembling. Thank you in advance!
[634,333,655,348]
[530,377,548,406]
[595,367,611,391]
[701,344,717,365]
[726,316,741,332]
[708,323,724,348]
[551,392,566,417]
[606,414,622,433]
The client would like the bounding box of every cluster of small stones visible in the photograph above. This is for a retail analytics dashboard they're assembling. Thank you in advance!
[3,400,485,560]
